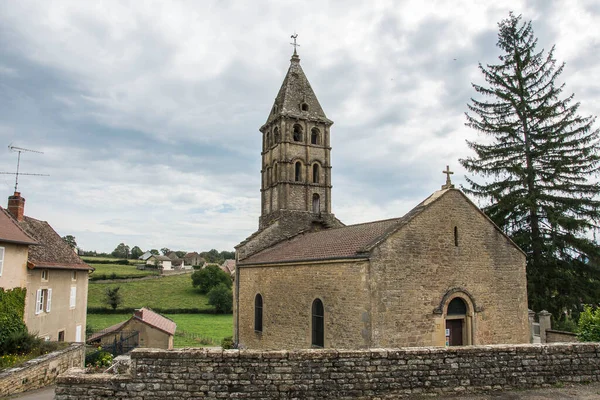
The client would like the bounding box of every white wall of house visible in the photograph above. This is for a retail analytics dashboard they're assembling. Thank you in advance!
[0,242,29,290]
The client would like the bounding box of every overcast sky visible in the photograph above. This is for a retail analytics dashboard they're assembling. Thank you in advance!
[0,0,598,254]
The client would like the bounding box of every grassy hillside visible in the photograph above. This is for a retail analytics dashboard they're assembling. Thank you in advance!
[89,264,159,281]
[87,274,211,312]
[87,313,232,348]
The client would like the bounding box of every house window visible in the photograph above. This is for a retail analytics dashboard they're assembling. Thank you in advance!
[70,286,77,309]
[58,330,65,342]
[454,226,458,247]
[312,164,320,183]
[293,124,303,142]
[41,269,48,281]
[255,294,263,333]
[311,128,320,145]
[301,103,309,111]
[295,162,302,182]
[72,271,77,281]
[75,325,82,342]
[312,194,320,214]
[311,298,324,347]
[35,288,52,314]
[0,247,4,277]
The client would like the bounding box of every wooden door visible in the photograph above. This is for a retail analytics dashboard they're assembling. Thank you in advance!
[446,319,463,346]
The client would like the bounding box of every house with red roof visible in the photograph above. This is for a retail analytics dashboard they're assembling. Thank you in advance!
[1,192,93,342]
[87,307,176,350]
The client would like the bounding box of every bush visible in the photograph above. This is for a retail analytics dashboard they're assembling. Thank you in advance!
[577,305,600,342]
[191,265,232,294]
[85,349,113,368]
[0,331,42,356]
[208,283,233,314]
[104,286,123,310]
[221,336,234,349]
[0,288,28,353]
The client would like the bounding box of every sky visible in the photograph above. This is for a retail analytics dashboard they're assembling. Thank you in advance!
[0,0,598,254]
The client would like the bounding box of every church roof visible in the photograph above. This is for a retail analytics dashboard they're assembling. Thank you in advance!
[238,191,436,266]
[262,52,332,128]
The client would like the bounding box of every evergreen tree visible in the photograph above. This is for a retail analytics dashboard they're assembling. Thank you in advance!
[460,13,600,317]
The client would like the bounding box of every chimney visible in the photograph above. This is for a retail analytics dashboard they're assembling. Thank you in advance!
[8,192,25,221]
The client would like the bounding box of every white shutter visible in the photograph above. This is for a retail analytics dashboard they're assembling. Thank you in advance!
[75,325,82,342]
[35,289,42,314]
[0,247,4,276]
[70,287,77,308]
[46,288,52,312]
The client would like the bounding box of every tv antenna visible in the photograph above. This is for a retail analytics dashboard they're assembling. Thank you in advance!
[0,145,49,192]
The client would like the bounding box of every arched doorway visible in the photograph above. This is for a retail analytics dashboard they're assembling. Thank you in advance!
[445,297,470,346]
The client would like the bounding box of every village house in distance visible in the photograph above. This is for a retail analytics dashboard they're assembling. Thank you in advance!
[0,192,92,342]
[234,48,529,349]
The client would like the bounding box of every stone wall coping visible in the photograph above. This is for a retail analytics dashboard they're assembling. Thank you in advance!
[546,329,578,336]
[0,343,83,378]
[129,342,600,361]
[56,368,132,385]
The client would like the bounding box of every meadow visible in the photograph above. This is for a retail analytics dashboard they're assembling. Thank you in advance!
[87,273,211,312]
[87,313,232,347]
[88,263,159,281]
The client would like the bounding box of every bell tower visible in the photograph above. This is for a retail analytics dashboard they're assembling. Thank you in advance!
[259,48,337,229]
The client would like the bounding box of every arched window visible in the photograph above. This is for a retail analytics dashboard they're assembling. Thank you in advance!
[447,297,467,315]
[274,127,280,144]
[311,298,324,347]
[311,128,320,145]
[295,161,302,182]
[265,132,271,149]
[312,193,320,213]
[312,163,320,183]
[293,124,303,142]
[273,163,278,183]
[266,167,271,186]
[255,294,263,332]
[301,103,309,111]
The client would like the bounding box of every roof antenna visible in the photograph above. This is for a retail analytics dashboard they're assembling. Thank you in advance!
[0,145,49,192]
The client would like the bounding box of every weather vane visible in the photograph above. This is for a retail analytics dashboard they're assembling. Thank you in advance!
[0,145,49,192]
[290,32,300,55]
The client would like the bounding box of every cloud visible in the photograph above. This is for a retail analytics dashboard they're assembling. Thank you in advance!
[0,0,597,252]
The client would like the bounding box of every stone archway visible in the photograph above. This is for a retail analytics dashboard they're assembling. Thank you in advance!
[434,288,480,346]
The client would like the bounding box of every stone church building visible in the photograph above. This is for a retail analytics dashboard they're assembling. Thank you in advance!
[234,49,529,350]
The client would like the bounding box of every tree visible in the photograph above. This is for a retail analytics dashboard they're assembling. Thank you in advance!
[130,246,144,259]
[175,251,186,258]
[208,283,233,313]
[160,247,171,256]
[191,265,232,294]
[62,235,77,250]
[111,243,130,259]
[104,286,123,310]
[150,249,159,256]
[460,13,600,317]
[577,305,600,342]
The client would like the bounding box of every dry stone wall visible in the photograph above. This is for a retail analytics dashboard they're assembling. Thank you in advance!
[0,343,84,397]
[56,343,600,399]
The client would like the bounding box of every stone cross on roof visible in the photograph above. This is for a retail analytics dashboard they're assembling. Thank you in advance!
[442,165,455,189]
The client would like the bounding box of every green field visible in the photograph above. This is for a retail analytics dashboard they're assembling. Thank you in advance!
[87,273,211,311]
[87,313,232,347]
[88,264,159,280]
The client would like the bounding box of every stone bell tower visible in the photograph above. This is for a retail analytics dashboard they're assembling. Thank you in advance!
[236,46,343,261]
[259,48,339,230]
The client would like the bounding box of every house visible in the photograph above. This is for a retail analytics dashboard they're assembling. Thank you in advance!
[139,251,153,261]
[3,191,93,342]
[233,50,529,350]
[183,252,204,267]
[0,206,37,290]
[87,307,176,350]
[146,254,172,270]
[220,259,235,277]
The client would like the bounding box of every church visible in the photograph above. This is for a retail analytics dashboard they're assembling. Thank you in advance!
[233,48,529,350]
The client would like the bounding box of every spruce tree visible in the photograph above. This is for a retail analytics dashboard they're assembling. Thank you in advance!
[460,13,600,318]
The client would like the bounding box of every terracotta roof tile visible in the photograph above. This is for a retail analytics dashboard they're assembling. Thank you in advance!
[16,215,92,271]
[134,308,176,336]
[0,207,38,245]
[239,190,442,265]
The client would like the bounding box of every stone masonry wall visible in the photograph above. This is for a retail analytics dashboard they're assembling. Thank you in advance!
[0,343,84,397]
[56,343,600,399]
[546,330,579,343]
